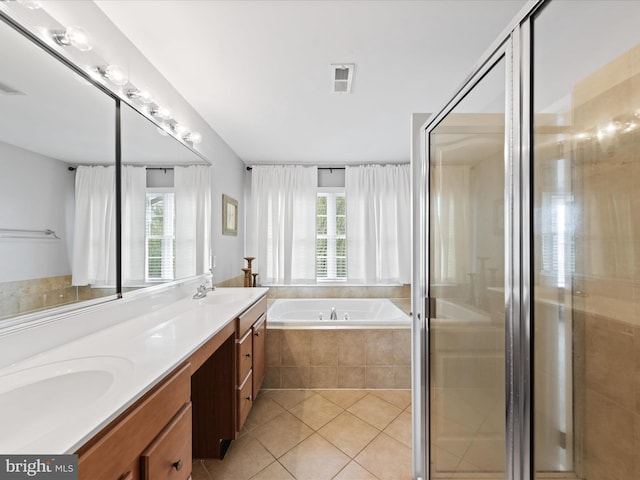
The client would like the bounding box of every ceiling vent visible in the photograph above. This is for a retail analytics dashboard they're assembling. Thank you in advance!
[0,80,25,96]
[330,64,354,94]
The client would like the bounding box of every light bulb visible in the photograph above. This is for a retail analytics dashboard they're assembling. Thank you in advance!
[52,26,92,52]
[125,87,154,104]
[149,105,171,120]
[173,123,188,135]
[99,65,128,86]
[184,132,202,144]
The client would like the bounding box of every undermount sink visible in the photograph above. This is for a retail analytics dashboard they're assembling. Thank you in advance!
[0,356,133,449]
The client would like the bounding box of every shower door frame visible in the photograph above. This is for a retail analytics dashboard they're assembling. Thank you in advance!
[411,1,546,480]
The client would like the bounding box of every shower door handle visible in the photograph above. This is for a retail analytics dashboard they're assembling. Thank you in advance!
[425,297,436,319]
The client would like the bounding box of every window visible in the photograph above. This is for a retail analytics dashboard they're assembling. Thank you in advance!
[541,192,575,288]
[145,190,175,281]
[316,190,346,280]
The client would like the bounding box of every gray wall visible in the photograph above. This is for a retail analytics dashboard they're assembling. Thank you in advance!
[0,141,75,282]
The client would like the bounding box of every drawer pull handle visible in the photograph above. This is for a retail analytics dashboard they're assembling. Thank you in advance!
[245,353,251,358]
[172,459,184,471]
[246,395,252,401]
[254,331,260,337]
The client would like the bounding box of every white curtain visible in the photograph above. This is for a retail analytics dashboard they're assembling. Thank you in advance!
[345,164,410,284]
[249,165,318,284]
[431,165,471,284]
[174,165,212,279]
[121,166,147,285]
[72,165,116,286]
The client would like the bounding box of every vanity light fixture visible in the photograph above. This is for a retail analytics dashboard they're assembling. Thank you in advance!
[51,25,92,52]
[124,87,153,104]
[184,132,202,144]
[97,64,128,86]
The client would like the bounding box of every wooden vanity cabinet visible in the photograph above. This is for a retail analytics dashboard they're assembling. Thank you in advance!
[235,295,267,434]
[76,363,192,480]
[76,293,268,473]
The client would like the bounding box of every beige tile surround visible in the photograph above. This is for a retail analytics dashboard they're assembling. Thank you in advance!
[265,328,410,389]
[572,310,640,480]
[0,275,115,319]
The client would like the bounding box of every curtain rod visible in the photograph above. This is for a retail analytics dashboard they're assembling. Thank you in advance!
[67,166,174,171]
[245,163,409,172]
[246,166,345,172]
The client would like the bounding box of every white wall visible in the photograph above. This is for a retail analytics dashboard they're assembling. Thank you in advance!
[36,1,247,283]
[0,142,75,282]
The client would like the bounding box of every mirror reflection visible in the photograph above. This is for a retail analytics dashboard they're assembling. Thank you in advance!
[120,104,211,291]
[0,18,116,319]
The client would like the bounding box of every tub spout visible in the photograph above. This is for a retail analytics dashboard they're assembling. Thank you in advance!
[330,307,338,320]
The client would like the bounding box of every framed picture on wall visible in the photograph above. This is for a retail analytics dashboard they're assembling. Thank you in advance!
[222,194,238,236]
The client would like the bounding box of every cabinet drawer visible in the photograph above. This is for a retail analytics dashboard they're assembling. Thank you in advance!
[237,329,253,383]
[141,403,192,480]
[78,364,190,480]
[237,371,253,431]
[238,296,267,337]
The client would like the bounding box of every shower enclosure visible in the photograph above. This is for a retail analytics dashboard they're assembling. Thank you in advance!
[412,1,640,479]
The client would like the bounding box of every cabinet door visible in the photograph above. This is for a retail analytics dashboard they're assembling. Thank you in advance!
[252,314,267,397]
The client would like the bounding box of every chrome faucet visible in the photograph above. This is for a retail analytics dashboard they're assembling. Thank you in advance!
[193,283,209,299]
[330,307,337,320]
[208,268,216,292]
[193,269,216,299]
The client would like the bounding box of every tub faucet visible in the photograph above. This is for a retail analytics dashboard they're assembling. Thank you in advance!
[330,307,337,320]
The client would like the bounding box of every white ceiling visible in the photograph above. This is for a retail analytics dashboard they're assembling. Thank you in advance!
[95,0,527,166]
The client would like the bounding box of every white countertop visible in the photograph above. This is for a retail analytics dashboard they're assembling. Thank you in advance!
[0,287,268,454]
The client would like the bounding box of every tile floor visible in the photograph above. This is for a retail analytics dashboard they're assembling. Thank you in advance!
[192,389,412,480]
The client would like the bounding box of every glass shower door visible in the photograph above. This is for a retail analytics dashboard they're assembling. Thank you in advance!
[428,57,506,479]
[532,2,640,479]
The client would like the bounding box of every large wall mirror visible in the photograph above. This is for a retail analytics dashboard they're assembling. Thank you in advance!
[121,104,211,291]
[0,16,117,320]
[0,13,212,321]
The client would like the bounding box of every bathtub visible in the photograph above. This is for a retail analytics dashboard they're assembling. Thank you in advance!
[265,298,411,389]
[267,298,410,328]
